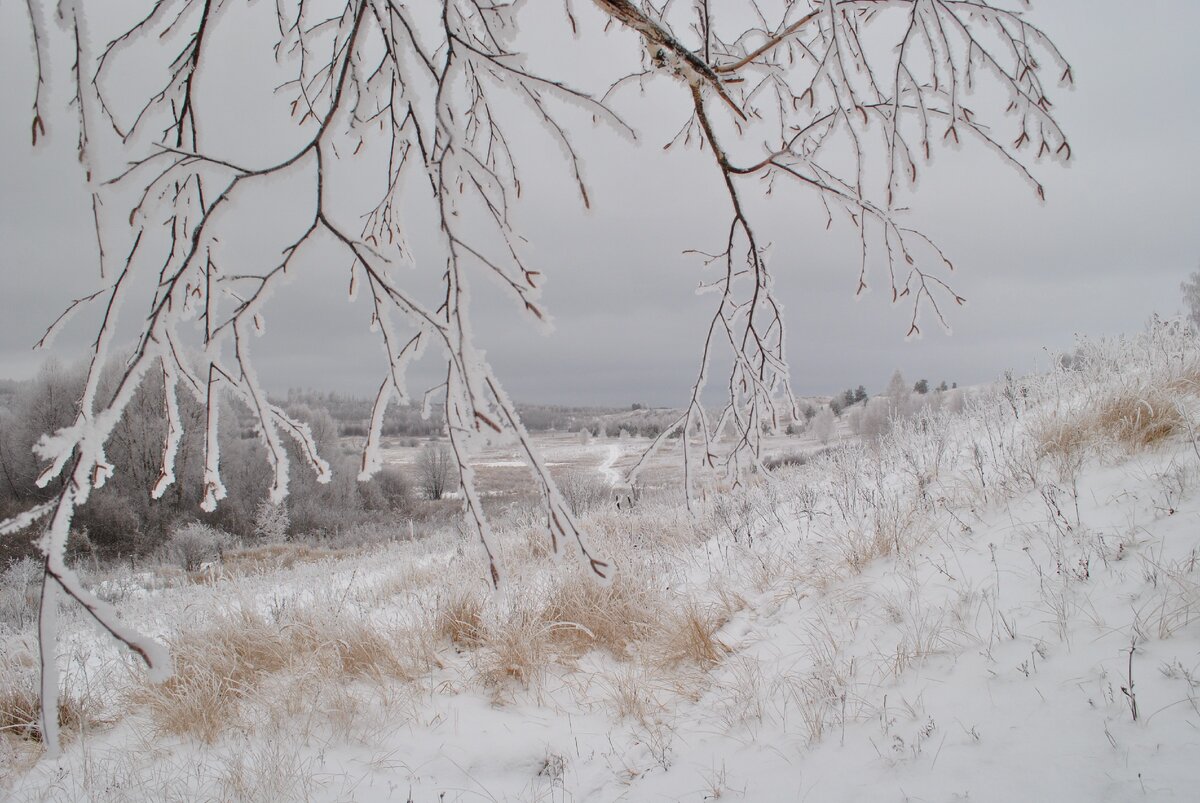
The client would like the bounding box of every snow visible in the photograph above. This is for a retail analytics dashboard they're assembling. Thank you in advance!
[6,326,1200,799]
[598,443,622,486]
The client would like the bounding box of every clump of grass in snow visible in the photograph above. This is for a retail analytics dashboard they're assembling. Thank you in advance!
[1095,388,1185,450]
[655,602,731,668]
[130,605,437,742]
[541,569,661,657]
[1036,385,1186,463]
[1,648,93,745]
[475,605,553,688]
[602,665,667,722]
[436,588,488,649]
[130,610,291,743]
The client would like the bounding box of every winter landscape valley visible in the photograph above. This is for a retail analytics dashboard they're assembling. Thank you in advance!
[4,323,1200,801]
[5,0,1200,800]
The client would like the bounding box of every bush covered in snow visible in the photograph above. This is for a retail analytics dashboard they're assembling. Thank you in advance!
[163,523,235,572]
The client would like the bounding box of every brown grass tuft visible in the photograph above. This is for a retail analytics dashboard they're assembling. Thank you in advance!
[1037,385,1185,462]
[130,609,289,742]
[476,607,550,688]
[0,680,90,744]
[128,597,445,743]
[1095,390,1183,450]
[328,622,411,680]
[541,572,659,656]
[436,589,488,649]
[657,602,731,668]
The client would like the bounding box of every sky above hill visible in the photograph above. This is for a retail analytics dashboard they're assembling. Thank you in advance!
[1,1,1198,406]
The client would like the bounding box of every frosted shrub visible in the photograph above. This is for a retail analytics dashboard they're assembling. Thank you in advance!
[0,556,41,632]
[359,467,413,513]
[165,522,235,572]
[416,442,455,501]
[557,470,611,517]
[811,407,835,445]
[254,500,290,543]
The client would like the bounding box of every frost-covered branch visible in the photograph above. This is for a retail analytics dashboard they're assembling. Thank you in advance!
[13,0,1069,755]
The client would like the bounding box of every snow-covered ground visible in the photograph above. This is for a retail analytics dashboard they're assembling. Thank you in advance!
[4,323,1200,800]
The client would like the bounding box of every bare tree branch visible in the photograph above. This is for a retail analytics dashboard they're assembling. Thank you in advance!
[12,0,1071,755]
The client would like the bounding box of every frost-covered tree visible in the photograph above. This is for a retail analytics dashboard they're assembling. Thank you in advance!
[253,499,290,543]
[811,406,835,446]
[5,0,1073,753]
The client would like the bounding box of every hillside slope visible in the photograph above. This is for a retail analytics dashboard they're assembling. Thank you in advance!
[4,321,1200,800]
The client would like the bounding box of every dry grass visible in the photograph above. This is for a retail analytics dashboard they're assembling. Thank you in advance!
[216,543,355,576]
[603,665,667,722]
[1165,362,1200,396]
[837,525,896,575]
[656,602,731,668]
[476,606,552,688]
[431,560,735,699]
[1,645,97,749]
[372,561,444,600]
[1096,389,1184,450]
[541,571,660,656]
[0,679,91,745]
[1037,384,1186,462]
[216,736,319,801]
[436,588,488,649]
[130,610,290,742]
[130,605,436,742]
[329,621,422,680]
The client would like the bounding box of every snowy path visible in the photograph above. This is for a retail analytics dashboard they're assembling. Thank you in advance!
[597,443,621,486]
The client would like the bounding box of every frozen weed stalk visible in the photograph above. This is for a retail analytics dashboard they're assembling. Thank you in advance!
[4,0,1074,755]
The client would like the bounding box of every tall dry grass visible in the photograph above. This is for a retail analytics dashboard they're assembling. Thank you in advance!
[1,669,92,746]
[1036,384,1185,463]
[128,605,437,743]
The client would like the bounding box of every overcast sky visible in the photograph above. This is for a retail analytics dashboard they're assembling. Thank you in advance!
[2,1,1198,407]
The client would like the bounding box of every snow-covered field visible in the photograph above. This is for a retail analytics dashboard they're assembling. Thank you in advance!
[375,429,826,503]
[4,322,1200,800]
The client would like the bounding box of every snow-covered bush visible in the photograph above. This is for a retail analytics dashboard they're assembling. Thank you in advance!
[811,407,836,445]
[556,471,611,517]
[416,443,455,501]
[0,557,41,633]
[253,501,290,544]
[358,468,413,514]
[164,523,235,572]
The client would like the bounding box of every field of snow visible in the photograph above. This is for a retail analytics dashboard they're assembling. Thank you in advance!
[4,322,1200,800]
[374,429,827,504]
